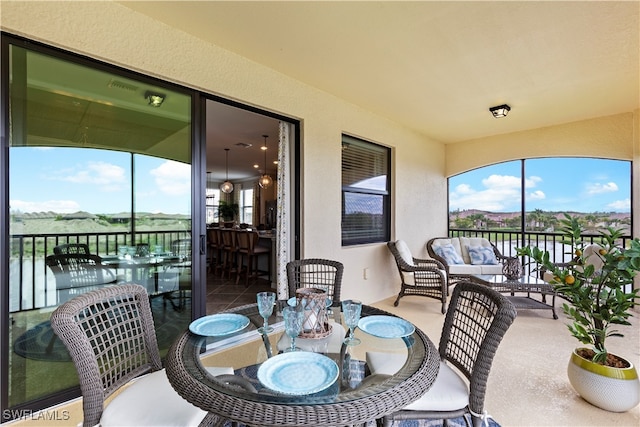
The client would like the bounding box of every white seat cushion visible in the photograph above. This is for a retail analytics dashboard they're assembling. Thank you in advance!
[366,352,468,412]
[100,366,233,426]
[366,351,407,376]
[404,361,469,411]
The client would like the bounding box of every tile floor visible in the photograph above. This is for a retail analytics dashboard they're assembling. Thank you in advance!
[205,270,273,314]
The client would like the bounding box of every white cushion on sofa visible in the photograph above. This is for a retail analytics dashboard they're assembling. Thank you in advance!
[430,238,463,260]
[467,245,498,265]
[479,264,504,275]
[434,244,465,265]
[459,237,493,264]
[448,264,483,275]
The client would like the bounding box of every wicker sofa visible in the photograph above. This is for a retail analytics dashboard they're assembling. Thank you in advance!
[426,237,510,283]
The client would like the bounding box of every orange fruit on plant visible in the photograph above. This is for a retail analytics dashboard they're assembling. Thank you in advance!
[599,248,607,256]
[575,249,582,256]
[565,275,576,285]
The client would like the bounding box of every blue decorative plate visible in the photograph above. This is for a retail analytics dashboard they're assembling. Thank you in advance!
[189,313,250,337]
[257,352,339,395]
[358,315,415,338]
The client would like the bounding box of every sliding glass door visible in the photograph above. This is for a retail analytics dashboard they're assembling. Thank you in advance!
[4,41,193,410]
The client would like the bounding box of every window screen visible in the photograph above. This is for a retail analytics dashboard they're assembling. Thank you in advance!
[342,135,390,245]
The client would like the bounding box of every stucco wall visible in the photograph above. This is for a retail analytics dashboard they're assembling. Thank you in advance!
[446,112,635,176]
[0,0,447,305]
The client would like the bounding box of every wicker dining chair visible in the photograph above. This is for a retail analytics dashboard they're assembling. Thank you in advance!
[370,281,517,427]
[50,284,210,427]
[387,240,448,313]
[286,258,344,306]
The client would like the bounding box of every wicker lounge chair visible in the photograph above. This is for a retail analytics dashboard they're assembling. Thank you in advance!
[369,281,517,427]
[387,240,448,313]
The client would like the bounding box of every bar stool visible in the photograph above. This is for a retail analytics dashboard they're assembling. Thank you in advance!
[220,229,238,279]
[251,231,271,283]
[235,230,252,286]
[207,228,222,275]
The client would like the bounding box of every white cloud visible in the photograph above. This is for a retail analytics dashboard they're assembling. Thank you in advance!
[10,199,80,213]
[450,174,532,211]
[150,161,190,196]
[527,190,546,200]
[607,198,630,210]
[52,161,126,192]
[585,182,618,195]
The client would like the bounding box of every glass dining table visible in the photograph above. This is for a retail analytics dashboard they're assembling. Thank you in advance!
[165,302,440,427]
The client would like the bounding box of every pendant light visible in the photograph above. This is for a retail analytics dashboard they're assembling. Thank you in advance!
[258,135,273,189]
[220,148,234,193]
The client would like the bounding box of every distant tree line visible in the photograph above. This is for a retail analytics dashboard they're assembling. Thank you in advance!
[449,209,631,234]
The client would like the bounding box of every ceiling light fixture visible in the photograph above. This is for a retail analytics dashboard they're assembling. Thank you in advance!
[144,91,166,107]
[258,135,273,189]
[220,148,234,193]
[489,104,511,118]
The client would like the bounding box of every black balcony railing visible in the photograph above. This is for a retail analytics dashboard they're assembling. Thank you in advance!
[449,228,636,291]
[9,230,190,313]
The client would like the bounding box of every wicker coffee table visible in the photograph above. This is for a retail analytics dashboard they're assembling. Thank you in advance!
[470,274,558,319]
[165,303,440,427]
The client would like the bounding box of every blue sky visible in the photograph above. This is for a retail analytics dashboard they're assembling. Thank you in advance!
[10,147,191,214]
[449,158,631,213]
[11,149,631,216]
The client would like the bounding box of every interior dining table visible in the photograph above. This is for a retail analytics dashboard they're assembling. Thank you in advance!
[101,253,184,295]
[165,301,440,427]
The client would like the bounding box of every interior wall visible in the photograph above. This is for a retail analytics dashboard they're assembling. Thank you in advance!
[0,0,447,305]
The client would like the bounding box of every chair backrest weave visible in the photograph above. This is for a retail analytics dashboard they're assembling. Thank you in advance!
[439,281,517,415]
[53,243,91,255]
[286,259,344,306]
[50,284,162,427]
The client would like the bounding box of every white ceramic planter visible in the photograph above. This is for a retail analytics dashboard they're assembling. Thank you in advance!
[567,348,640,412]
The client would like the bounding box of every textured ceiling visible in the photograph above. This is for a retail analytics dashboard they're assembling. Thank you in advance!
[120,1,639,143]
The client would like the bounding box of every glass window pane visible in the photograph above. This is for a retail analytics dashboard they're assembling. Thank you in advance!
[342,135,388,193]
[448,161,522,230]
[341,135,390,246]
[7,44,192,409]
[342,192,387,244]
[525,158,631,232]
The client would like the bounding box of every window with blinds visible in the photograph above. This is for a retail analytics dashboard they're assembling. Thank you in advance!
[341,135,391,245]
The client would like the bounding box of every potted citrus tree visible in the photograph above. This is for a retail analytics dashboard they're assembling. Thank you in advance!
[517,214,640,412]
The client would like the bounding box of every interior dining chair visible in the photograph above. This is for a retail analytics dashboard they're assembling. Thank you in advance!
[387,240,448,313]
[286,258,344,306]
[368,281,517,427]
[45,253,117,304]
[50,283,217,427]
[53,243,91,256]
